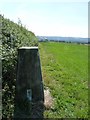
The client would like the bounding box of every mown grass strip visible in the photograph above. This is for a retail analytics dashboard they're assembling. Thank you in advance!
[39,42,88,118]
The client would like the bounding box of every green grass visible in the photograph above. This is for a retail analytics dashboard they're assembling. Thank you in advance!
[39,42,88,118]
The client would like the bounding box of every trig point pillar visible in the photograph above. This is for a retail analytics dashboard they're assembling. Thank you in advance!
[14,47,44,118]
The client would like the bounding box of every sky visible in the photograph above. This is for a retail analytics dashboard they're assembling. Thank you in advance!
[0,0,89,38]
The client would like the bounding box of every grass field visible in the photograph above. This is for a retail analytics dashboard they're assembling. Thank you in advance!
[39,42,88,118]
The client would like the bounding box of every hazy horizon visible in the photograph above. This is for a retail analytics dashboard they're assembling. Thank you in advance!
[37,35,88,38]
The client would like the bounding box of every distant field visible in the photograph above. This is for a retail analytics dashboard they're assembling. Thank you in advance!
[39,42,88,118]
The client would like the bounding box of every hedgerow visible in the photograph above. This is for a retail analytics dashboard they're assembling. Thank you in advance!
[1,14,38,118]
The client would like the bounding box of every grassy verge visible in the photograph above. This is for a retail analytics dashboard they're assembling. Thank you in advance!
[39,42,88,118]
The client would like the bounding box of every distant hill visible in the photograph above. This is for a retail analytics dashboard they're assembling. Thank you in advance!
[37,36,88,44]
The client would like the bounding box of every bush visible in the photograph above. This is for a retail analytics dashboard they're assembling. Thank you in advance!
[1,14,38,118]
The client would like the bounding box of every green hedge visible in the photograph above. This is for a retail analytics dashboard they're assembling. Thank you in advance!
[1,14,38,118]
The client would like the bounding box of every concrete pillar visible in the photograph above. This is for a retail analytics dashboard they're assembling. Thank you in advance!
[14,47,44,118]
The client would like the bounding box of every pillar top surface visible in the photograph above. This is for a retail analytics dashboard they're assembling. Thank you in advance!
[19,46,38,49]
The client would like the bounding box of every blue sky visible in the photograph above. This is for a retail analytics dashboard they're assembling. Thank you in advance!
[0,0,89,38]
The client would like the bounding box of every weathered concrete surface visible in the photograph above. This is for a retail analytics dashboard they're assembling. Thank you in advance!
[14,47,44,118]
